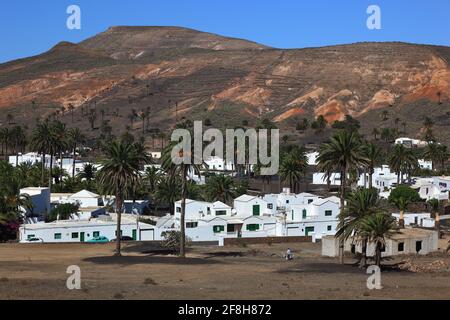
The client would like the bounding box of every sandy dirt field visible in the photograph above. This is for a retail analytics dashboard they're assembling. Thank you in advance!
[0,240,449,300]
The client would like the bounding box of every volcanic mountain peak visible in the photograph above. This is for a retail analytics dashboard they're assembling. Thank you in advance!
[80,26,270,60]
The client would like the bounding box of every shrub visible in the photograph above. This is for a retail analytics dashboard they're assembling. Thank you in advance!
[161,231,191,253]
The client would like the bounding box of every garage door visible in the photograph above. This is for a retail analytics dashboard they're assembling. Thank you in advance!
[140,229,154,241]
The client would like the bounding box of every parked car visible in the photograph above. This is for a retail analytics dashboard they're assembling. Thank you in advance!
[87,236,109,243]
[26,238,43,243]
[110,236,134,242]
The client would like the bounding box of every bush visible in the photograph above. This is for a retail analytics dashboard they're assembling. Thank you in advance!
[388,185,421,204]
[47,203,80,222]
[161,231,191,253]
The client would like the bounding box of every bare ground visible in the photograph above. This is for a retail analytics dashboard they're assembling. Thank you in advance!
[0,241,449,300]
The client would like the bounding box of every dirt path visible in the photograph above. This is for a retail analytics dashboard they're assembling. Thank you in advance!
[0,242,449,300]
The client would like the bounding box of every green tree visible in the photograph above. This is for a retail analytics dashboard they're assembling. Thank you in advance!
[161,138,204,258]
[47,203,80,222]
[317,131,368,263]
[204,175,240,205]
[388,185,421,228]
[364,143,383,189]
[336,188,380,268]
[389,144,417,184]
[68,128,86,178]
[279,148,308,193]
[97,141,150,256]
[358,213,398,267]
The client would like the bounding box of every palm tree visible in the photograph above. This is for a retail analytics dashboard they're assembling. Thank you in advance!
[336,188,380,268]
[161,139,204,258]
[154,176,181,214]
[389,144,417,185]
[52,121,69,186]
[358,213,398,267]
[279,149,308,193]
[424,143,448,172]
[97,141,150,256]
[204,175,239,205]
[364,143,383,189]
[143,166,162,196]
[0,128,10,161]
[68,128,86,178]
[391,196,408,229]
[0,176,33,224]
[317,131,369,264]
[30,121,53,186]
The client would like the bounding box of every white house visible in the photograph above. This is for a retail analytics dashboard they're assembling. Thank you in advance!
[50,190,106,220]
[233,195,270,217]
[174,199,233,224]
[263,189,320,215]
[418,159,433,170]
[204,156,234,172]
[19,214,156,243]
[312,172,341,186]
[395,137,429,148]
[9,153,51,168]
[306,151,319,166]
[322,228,438,257]
[19,187,51,220]
[413,177,450,201]
[391,212,435,228]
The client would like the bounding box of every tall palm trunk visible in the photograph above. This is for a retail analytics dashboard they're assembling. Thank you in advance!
[369,167,373,189]
[399,209,405,229]
[115,192,123,256]
[72,144,77,178]
[339,167,347,264]
[41,154,45,186]
[435,210,441,239]
[180,167,187,258]
[375,242,382,267]
[360,238,368,268]
[49,153,53,190]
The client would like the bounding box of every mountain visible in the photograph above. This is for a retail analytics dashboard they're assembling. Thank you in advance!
[0,26,449,145]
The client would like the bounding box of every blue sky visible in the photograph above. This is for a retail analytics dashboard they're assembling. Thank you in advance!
[1,0,449,63]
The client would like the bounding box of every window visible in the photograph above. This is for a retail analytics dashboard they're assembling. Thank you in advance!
[267,203,273,209]
[325,210,333,216]
[327,225,332,231]
[176,207,181,213]
[351,244,356,254]
[27,234,36,240]
[398,242,404,252]
[308,199,313,204]
[213,225,225,233]
[381,244,386,252]
[416,241,422,253]
[286,200,290,204]
[93,231,100,238]
[186,222,198,228]
[71,232,79,239]
[216,210,227,216]
[302,209,307,219]
[54,233,62,240]
[246,224,260,231]
[252,205,260,216]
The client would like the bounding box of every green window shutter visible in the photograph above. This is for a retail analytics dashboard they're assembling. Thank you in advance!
[253,205,260,216]
[325,210,332,216]
[246,224,260,231]
[305,227,314,236]
[302,209,307,219]
[213,225,225,233]
[216,210,227,216]
[27,234,35,240]
[54,233,62,240]
[93,231,100,238]
[327,225,332,231]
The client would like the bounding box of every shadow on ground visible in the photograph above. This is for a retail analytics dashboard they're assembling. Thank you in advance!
[83,254,223,266]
